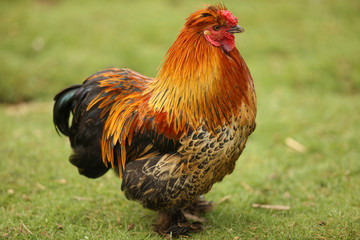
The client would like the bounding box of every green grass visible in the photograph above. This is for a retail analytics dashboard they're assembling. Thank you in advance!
[1,0,360,239]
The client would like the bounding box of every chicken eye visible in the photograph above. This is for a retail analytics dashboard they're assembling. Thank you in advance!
[213,25,220,31]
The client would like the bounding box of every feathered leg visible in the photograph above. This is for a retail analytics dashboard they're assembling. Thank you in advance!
[183,195,213,215]
[122,157,207,236]
[154,210,203,237]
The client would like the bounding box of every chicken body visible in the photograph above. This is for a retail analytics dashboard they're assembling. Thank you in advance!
[54,4,256,236]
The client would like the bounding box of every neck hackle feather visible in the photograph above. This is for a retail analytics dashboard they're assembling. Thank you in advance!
[146,4,252,135]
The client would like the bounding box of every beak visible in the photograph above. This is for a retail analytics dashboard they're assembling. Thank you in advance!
[227,25,245,34]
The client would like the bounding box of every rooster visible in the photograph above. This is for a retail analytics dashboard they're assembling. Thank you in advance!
[53,4,256,236]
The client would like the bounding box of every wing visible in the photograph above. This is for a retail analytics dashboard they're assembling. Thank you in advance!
[85,68,192,177]
[85,68,154,175]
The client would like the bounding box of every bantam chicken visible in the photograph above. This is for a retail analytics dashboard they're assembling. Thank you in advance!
[53,4,256,236]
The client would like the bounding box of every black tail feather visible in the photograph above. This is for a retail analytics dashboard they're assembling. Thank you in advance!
[53,85,81,136]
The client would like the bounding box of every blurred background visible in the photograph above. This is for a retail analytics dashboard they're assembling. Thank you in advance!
[1,0,359,103]
[1,0,359,239]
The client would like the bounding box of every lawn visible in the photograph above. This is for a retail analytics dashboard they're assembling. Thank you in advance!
[1,0,359,239]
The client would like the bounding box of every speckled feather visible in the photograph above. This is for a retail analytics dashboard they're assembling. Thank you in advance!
[122,118,256,210]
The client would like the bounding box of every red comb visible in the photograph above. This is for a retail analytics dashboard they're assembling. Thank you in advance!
[220,10,238,26]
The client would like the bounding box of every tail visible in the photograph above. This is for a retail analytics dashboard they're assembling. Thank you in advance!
[53,85,81,136]
[53,83,110,178]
